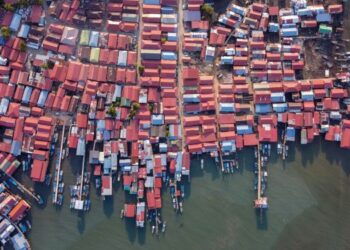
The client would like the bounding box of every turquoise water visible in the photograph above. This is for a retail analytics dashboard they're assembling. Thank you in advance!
[25,137,350,250]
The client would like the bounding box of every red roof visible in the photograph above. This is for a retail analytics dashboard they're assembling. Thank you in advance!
[31,159,48,182]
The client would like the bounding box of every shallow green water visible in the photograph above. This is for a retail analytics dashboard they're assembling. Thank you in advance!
[25,137,350,250]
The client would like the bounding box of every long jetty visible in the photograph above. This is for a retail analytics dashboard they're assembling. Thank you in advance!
[53,122,66,204]
[257,144,262,200]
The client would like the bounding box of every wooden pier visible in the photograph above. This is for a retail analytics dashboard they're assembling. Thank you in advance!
[78,150,86,201]
[257,144,262,200]
[53,123,66,204]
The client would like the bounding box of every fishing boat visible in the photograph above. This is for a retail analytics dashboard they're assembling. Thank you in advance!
[70,198,76,209]
[95,178,101,189]
[161,221,167,233]
[136,202,145,228]
[58,183,64,193]
[172,197,177,210]
[84,200,91,211]
[277,143,282,155]
[57,194,63,206]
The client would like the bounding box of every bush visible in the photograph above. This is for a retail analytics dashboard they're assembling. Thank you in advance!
[19,40,27,52]
[17,0,29,8]
[138,65,144,75]
[3,3,14,11]
[41,63,49,70]
[107,106,116,118]
[131,102,140,111]
[34,0,43,5]
[47,60,55,69]
[1,26,11,39]
[201,4,214,21]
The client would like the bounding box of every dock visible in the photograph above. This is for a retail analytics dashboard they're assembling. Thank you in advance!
[53,122,66,204]
[3,173,42,205]
[78,149,86,201]
[257,145,262,201]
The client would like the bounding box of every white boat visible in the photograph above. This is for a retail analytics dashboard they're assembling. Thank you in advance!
[201,159,204,170]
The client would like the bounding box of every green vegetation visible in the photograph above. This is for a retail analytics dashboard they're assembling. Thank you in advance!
[165,125,170,137]
[19,40,27,52]
[34,0,43,5]
[138,65,145,75]
[148,103,154,113]
[128,102,140,120]
[161,37,167,44]
[3,3,14,11]
[47,60,55,69]
[1,26,11,39]
[41,63,49,70]
[17,0,29,8]
[107,105,117,118]
[201,4,215,21]
[114,97,121,107]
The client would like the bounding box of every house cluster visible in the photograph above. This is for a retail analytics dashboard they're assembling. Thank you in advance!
[0,184,31,249]
[182,67,218,154]
[208,2,349,150]
[47,0,139,33]
[182,0,212,61]
[1,3,45,50]
[216,2,343,38]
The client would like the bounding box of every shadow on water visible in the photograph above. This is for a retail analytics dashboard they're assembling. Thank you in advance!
[297,135,321,167]
[255,208,268,230]
[321,138,350,176]
[103,195,114,218]
[137,226,146,245]
[124,218,137,243]
[77,211,85,234]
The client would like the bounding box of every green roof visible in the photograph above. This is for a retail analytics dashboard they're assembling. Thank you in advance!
[79,30,90,46]
[319,25,332,34]
[90,47,100,63]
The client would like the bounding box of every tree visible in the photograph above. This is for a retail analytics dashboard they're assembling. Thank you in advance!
[17,0,29,8]
[201,4,214,21]
[1,26,11,39]
[138,65,144,75]
[47,60,55,69]
[148,103,154,113]
[34,0,43,5]
[19,40,27,52]
[107,105,116,118]
[161,37,167,44]
[3,3,14,11]
[41,63,49,70]
[131,102,140,112]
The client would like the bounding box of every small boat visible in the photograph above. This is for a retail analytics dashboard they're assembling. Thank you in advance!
[152,226,156,234]
[161,221,167,233]
[95,178,101,189]
[70,198,76,209]
[201,159,204,170]
[65,148,69,158]
[172,197,177,210]
[45,174,52,186]
[277,143,282,155]
[180,185,185,198]
[120,209,124,219]
[22,160,27,172]
[179,202,183,214]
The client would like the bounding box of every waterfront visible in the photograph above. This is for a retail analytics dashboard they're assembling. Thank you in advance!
[24,138,350,250]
